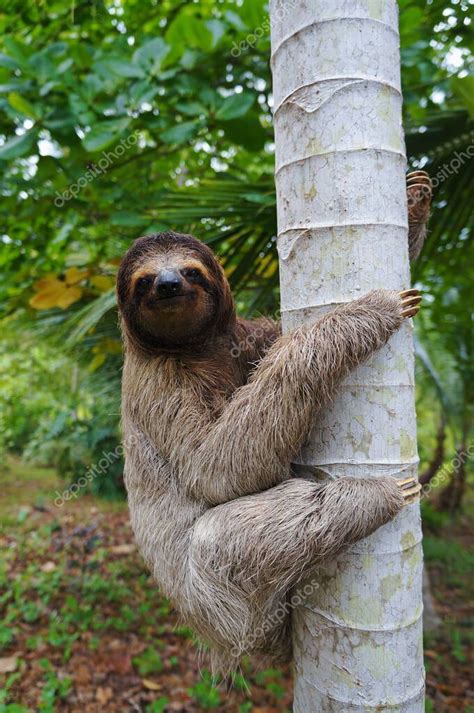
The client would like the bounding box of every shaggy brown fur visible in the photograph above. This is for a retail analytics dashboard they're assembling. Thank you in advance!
[406,170,432,261]
[117,176,430,674]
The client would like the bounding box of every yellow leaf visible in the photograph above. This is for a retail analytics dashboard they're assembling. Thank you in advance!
[29,279,67,309]
[77,404,92,420]
[30,280,83,310]
[56,286,82,309]
[90,275,115,292]
[33,275,58,292]
[110,544,136,555]
[262,262,278,279]
[65,267,89,285]
[89,353,106,372]
[142,679,162,691]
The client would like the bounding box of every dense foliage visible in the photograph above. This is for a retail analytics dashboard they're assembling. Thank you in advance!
[0,0,472,499]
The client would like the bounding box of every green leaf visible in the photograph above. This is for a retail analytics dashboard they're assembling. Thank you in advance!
[82,118,131,152]
[110,212,148,227]
[8,91,38,118]
[451,77,474,119]
[180,50,200,70]
[133,647,164,676]
[199,87,219,111]
[45,109,76,131]
[0,81,25,93]
[133,38,169,73]
[69,93,96,124]
[225,10,248,31]
[0,52,19,69]
[240,0,267,29]
[96,59,145,79]
[40,80,60,97]
[129,81,159,107]
[0,130,37,160]
[161,120,199,145]
[205,19,227,49]
[221,114,268,151]
[166,13,213,54]
[215,93,255,121]
[147,697,169,713]
[70,44,92,69]
[242,192,274,205]
[176,101,206,117]
[399,7,425,39]
[3,38,30,67]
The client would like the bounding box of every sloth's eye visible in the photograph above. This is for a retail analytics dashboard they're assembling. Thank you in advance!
[136,276,152,291]
[184,268,200,279]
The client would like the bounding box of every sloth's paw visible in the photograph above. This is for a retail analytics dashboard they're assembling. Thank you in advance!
[407,171,432,224]
[398,476,422,505]
[399,288,422,319]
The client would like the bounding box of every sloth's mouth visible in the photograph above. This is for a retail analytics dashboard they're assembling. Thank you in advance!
[157,293,189,301]
[148,292,195,307]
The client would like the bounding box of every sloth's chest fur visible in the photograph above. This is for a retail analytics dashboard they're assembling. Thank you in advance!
[122,346,248,458]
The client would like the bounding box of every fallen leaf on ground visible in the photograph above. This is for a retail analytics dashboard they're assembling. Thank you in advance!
[96,687,113,704]
[41,561,56,572]
[109,544,135,555]
[107,651,133,674]
[0,656,18,673]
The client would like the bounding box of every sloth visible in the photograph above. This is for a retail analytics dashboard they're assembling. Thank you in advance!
[117,172,431,674]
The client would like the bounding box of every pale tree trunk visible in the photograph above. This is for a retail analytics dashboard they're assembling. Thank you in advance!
[270,1,424,710]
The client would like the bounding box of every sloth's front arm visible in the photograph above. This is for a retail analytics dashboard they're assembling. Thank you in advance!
[171,288,420,505]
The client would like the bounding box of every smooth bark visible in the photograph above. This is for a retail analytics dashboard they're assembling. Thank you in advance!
[270,1,425,709]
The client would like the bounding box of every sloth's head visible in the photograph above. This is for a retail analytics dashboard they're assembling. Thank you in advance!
[117,232,235,353]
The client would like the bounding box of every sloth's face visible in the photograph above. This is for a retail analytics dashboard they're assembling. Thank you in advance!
[131,250,216,342]
[117,232,235,351]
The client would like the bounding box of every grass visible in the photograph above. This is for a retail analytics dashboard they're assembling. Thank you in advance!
[0,455,124,532]
[0,457,60,530]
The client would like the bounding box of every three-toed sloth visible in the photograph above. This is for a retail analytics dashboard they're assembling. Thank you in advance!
[117,172,431,674]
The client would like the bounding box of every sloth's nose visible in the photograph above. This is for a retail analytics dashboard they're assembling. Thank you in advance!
[156,269,183,297]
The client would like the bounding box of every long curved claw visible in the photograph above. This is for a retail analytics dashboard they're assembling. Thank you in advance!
[407,169,432,180]
[399,288,422,318]
[407,172,432,219]
[407,170,432,188]
[406,170,432,209]
[397,477,422,505]
[406,172,432,262]
[398,476,417,489]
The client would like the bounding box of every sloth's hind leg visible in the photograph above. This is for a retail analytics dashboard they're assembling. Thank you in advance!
[186,475,406,671]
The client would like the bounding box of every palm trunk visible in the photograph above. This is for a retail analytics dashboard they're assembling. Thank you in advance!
[437,430,469,514]
[270,1,424,710]
[419,416,446,486]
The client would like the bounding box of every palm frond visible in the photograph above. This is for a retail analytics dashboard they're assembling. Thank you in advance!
[414,337,456,419]
[65,290,117,346]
